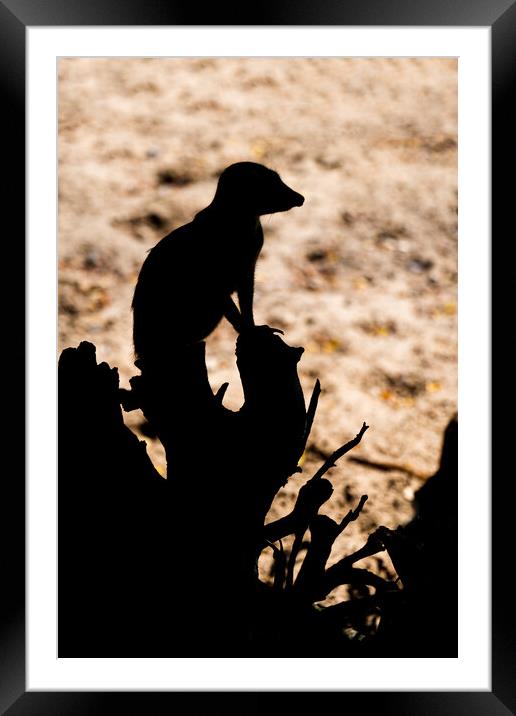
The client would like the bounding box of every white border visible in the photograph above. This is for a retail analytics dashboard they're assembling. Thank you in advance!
[27,27,490,691]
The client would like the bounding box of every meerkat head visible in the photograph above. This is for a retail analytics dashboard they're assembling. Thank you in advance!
[214,162,304,216]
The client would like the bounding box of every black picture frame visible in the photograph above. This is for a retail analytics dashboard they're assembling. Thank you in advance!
[2,0,510,712]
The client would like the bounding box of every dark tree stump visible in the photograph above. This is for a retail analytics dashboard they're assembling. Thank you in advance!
[58,333,458,657]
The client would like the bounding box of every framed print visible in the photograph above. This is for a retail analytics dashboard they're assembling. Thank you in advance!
[2,0,511,712]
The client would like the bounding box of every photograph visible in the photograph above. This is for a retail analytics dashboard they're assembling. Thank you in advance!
[57,56,458,657]
[2,0,510,709]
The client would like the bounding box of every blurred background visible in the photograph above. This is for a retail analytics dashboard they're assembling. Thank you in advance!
[58,57,457,591]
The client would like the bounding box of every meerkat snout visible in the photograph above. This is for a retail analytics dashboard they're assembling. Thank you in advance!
[214,162,304,216]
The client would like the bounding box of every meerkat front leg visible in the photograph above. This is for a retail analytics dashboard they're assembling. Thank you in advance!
[237,268,256,330]
[224,296,244,333]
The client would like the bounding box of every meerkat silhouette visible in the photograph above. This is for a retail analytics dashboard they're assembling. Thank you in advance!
[132,162,304,368]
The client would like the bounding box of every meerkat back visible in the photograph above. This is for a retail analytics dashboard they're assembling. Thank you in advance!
[132,221,217,363]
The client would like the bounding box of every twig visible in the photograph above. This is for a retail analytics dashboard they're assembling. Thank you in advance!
[302,379,321,450]
[310,422,369,481]
[263,478,333,544]
[294,496,368,599]
[214,382,229,403]
[285,530,306,590]
[265,540,287,591]
[325,528,391,576]
[338,494,369,533]
[284,420,368,593]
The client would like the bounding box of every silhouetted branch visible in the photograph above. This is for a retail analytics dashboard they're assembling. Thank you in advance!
[302,378,321,449]
[265,540,287,591]
[215,382,230,403]
[333,529,389,568]
[283,423,369,593]
[263,478,333,543]
[280,478,336,590]
[310,422,369,481]
[338,494,369,533]
[294,495,368,600]
[285,531,305,591]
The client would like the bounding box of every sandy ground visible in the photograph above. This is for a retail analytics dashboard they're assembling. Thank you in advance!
[58,57,457,590]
